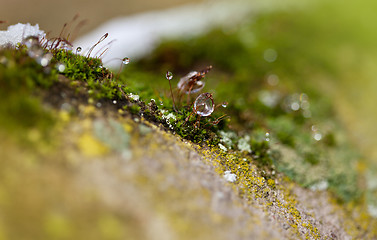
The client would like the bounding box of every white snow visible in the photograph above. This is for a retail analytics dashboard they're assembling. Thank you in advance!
[224,171,237,183]
[218,143,228,152]
[309,180,328,191]
[218,130,237,148]
[165,113,176,122]
[0,23,45,47]
[237,135,251,153]
[368,204,377,218]
[128,93,140,101]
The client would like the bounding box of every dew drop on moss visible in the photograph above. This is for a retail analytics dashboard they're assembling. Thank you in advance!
[22,36,39,49]
[39,53,53,67]
[56,63,66,72]
[122,57,130,65]
[263,48,278,62]
[28,45,43,58]
[166,71,173,80]
[267,74,279,86]
[194,93,214,117]
[178,71,205,94]
[265,132,270,142]
[0,56,8,65]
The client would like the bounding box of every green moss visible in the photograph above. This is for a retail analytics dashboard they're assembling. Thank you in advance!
[52,50,105,81]
[52,49,127,100]
[0,47,56,141]
[125,104,141,115]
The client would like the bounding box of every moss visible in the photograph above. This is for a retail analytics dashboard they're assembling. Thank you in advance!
[0,47,57,142]
[125,104,141,115]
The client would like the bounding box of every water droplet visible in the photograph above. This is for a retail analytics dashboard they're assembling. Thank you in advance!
[28,45,43,58]
[122,57,130,65]
[313,132,322,141]
[303,109,312,118]
[166,71,173,80]
[290,102,300,111]
[267,74,279,86]
[300,93,308,102]
[56,63,66,73]
[60,102,72,111]
[299,93,310,110]
[177,71,205,94]
[76,47,82,53]
[0,56,8,65]
[22,36,39,49]
[96,102,102,108]
[264,48,278,62]
[113,100,117,104]
[59,42,73,51]
[194,93,214,117]
[265,132,270,142]
[38,53,53,67]
[259,90,280,108]
[222,102,228,108]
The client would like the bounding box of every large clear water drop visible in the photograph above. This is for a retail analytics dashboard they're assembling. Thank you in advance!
[194,93,214,117]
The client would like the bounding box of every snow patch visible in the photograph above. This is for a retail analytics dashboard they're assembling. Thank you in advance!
[128,93,140,101]
[0,23,45,47]
[309,180,328,191]
[237,135,251,153]
[218,143,228,152]
[224,171,237,183]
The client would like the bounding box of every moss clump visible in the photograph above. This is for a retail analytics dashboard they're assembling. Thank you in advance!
[52,49,107,81]
[0,47,56,140]
[52,49,127,100]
